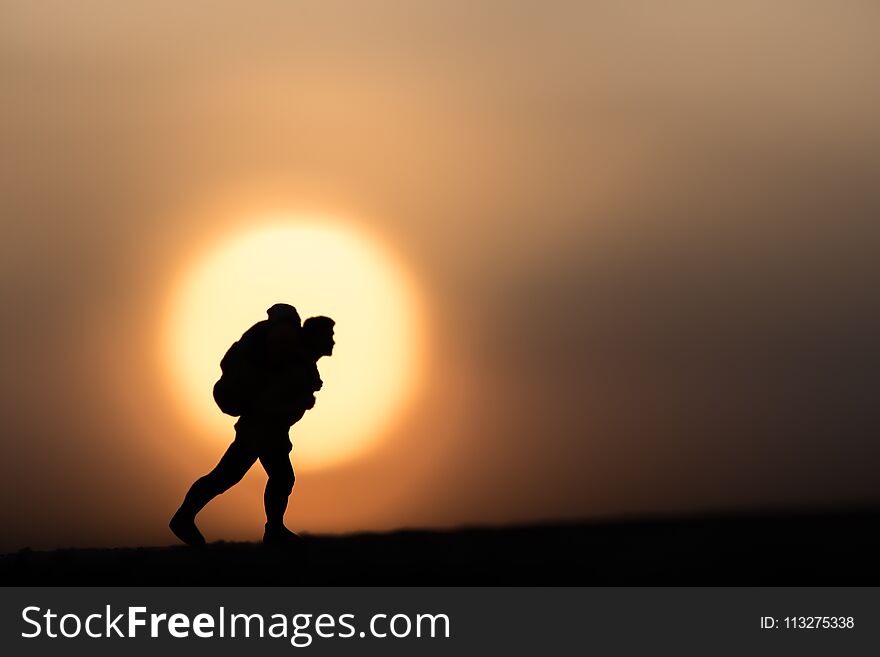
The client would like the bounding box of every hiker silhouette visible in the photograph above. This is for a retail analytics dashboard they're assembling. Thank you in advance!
[170,304,335,547]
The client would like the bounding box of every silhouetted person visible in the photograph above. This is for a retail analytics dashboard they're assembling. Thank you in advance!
[170,305,336,547]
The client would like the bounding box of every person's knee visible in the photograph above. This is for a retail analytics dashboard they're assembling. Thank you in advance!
[270,468,295,496]
[281,469,295,495]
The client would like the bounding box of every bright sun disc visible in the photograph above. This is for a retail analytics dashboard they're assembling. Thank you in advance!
[164,217,424,470]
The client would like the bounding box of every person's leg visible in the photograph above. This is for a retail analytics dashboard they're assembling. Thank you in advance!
[182,440,259,513]
[259,446,295,531]
[170,438,258,545]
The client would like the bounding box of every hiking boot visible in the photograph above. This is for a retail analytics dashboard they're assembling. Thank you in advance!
[263,523,302,547]
[169,509,206,547]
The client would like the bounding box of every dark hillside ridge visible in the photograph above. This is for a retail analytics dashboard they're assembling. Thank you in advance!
[3,510,878,585]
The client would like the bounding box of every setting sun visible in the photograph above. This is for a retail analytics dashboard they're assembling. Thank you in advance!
[163,217,425,471]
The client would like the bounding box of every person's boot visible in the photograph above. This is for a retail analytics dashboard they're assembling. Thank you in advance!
[169,508,206,547]
[263,523,302,547]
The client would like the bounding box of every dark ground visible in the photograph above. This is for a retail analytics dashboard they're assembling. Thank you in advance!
[3,510,879,585]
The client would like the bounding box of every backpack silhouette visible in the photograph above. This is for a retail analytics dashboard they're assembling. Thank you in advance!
[212,339,254,416]
[212,304,302,417]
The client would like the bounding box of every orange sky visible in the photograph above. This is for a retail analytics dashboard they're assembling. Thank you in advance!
[1,1,879,550]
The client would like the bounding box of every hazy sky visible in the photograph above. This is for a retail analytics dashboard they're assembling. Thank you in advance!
[1,1,879,550]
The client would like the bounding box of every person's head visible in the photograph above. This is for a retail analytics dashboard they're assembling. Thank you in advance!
[302,316,335,358]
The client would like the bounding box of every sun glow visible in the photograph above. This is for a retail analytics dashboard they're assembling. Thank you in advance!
[164,217,425,470]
